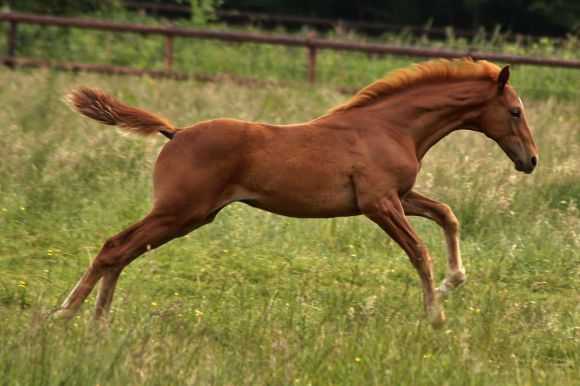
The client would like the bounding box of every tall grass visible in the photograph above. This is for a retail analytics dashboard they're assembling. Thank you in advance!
[0,68,578,385]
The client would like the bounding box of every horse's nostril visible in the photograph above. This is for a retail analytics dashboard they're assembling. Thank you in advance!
[531,156,538,168]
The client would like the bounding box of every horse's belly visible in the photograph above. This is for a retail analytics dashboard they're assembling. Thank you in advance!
[240,183,360,218]
[238,132,361,217]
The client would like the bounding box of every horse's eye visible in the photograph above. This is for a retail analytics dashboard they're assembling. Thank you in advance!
[510,108,521,118]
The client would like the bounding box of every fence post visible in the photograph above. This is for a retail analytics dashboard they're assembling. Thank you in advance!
[7,20,18,69]
[164,34,174,72]
[306,32,317,84]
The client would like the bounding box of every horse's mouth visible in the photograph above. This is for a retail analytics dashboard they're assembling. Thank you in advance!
[515,161,534,174]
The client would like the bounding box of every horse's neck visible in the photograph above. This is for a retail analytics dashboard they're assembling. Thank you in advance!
[360,80,492,160]
[407,102,484,160]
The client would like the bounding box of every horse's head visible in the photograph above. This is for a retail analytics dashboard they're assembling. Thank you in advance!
[479,65,539,174]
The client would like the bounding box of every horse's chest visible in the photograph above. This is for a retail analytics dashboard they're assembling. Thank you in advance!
[354,152,419,198]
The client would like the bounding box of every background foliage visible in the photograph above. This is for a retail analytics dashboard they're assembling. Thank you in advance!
[5,0,580,35]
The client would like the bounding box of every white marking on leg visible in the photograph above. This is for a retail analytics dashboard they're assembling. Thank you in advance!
[60,278,85,308]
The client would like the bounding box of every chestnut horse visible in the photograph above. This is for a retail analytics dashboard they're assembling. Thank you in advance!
[55,58,538,328]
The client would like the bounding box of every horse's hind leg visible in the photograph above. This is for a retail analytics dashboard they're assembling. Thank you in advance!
[93,210,204,321]
[53,261,103,319]
[54,206,214,321]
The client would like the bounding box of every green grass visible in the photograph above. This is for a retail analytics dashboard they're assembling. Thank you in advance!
[0,67,578,385]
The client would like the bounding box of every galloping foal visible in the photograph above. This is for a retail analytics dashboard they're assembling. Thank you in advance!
[55,58,538,328]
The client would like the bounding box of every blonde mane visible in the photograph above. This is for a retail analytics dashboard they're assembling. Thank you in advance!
[330,58,502,112]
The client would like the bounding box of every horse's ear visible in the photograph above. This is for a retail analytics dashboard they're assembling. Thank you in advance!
[497,65,510,91]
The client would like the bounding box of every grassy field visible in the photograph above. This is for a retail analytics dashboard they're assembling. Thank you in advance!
[0,67,578,385]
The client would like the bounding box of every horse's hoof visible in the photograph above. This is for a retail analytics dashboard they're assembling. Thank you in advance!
[427,304,446,329]
[447,270,466,287]
[50,308,75,320]
[437,270,467,300]
[436,285,451,300]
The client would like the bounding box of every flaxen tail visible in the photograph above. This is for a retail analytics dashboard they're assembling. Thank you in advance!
[67,87,178,139]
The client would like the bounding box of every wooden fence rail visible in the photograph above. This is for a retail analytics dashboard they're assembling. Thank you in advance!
[0,12,578,85]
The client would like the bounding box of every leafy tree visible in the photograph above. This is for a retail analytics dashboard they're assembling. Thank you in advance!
[188,0,223,24]
[221,0,579,35]
[5,0,579,35]
[3,0,121,15]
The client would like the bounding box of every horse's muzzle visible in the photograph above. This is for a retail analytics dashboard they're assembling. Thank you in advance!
[515,155,538,174]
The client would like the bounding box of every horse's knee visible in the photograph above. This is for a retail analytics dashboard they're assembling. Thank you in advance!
[439,204,459,233]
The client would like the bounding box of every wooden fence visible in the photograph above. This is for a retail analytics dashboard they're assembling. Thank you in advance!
[0,12,579,85]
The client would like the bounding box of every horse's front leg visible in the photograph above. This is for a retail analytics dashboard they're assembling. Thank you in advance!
[360,194,445,329]
[402,190,466,299]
